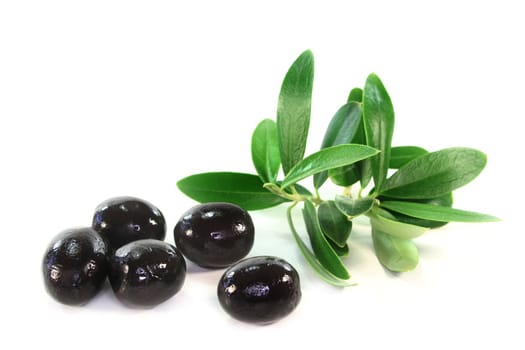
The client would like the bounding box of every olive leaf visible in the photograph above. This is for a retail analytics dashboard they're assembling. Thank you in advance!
[380,201,500,223]
[362,73,395,193]
[328,240,349,257]
[302,201,350,280]
[368,207,428,239]
[347,87,363,103]
[318,200,352,247]
[329,123,367,188]
[335,195,374,217]
[286,205,354,287]
[313,102,363,189]
[380,193,453,228]
[327,87,367,188]
[280,144,379,189]
[277,50,315,175]
[372,226,419,272]
[328,165,361,187]
[389,146,428,169]
[380,147,487,199]
[177,172,288,210]
[251,119,281,183]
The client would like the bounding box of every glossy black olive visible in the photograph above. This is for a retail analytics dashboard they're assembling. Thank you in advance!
[174,202,255,268]
[92,196,166,252]
[217,256,301,324]
[42,227,108,305]
[108,239,186,307]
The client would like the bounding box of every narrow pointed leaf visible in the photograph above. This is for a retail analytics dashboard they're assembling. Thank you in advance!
[330,110,367,187]
[359,157,373,189]
[353,122,371,188]
[369,208,428,239]
[328,240,349,257]
[372,227,419,272]
[177,172,288,210]
[314,102,362,188]
[281,144,379,188]
[381,147,487,199]
[363,73,395,192]
[390,146,428,169]
[380,193,453,228]
[335,195,375,217]
[277,50,315,175]
[380,201,500,223]
[286,205,354,287]
[329,165,361,187]
[318,103,363,152]
[328,88,368,187]
[347,87,363,103]
[318,200,352,247]
[251,119,281,183]
[302,201,350,280]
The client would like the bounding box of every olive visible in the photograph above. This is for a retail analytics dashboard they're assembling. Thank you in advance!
[108,239,186,307]
[217,256,301,324]
[174,202,255,268]
[92,196,166,252]
[42,227,108,305]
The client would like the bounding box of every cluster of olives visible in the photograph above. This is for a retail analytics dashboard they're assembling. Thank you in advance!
[42,197,301,323]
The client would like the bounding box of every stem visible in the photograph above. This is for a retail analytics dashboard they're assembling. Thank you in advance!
[263,183,300,201]
[264,182,321,204]
[314,186,321,202]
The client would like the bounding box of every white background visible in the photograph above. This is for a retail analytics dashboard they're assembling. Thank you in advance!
[1,1,523,349]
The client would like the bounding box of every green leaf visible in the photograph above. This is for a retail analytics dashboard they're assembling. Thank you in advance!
[327,239,349,257]
[362,73,395,192]
[369,208,429,239]
[318,200,352,247]
[251,119,281,183]
[334,195,375,217]
[177,172,288,211]
[314,102,363,189]
[347,87,363,103]
[380,201,500,223]
[281,144,379,189]
[302,201,350,280]
[380,147,487,199]
[327,89,368,188]
[277,50,315,175]
[359,157,373,189]
[286,205,354,287]
[329,165,361,187]
[390,146,428,169]
[318,103,363,151]
[330,118,367,188]
[380,193,453,228]
[372,227,419,272]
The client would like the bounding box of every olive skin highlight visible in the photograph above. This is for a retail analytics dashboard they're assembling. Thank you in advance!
[174,202,255,268]
[108,239,186,307]
[217,256,301,324]
[92,196,166,252]
[42,227,108,305]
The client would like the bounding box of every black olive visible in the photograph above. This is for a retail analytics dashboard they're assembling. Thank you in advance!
[108,239,186,307]
[174,202,255,268]
[42,227,108,305]
[217,256,301,324]
[92,196,166,252]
